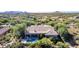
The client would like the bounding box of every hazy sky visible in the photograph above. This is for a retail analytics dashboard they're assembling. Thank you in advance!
[0,0,79,12]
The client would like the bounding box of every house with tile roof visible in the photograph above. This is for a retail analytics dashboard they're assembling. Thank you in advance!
[25,25,61,42]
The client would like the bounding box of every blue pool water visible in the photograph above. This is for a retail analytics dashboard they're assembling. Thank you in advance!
[23,36,39,42]
[27,36,38,42]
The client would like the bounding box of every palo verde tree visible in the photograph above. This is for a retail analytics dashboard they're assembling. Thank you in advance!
[55,23,69,40]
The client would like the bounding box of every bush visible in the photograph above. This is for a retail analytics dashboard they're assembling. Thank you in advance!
[56,42,70,48]
[10,41,25,48]
[28,38,54,48]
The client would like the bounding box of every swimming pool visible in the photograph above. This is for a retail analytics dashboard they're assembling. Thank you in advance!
[23,35,39,42]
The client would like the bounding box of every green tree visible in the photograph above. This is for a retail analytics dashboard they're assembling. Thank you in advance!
[11,23,26,39]
[55,23,69,40]
[29,38,54,48]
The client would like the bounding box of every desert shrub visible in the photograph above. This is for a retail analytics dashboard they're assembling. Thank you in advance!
[28,38,54,48]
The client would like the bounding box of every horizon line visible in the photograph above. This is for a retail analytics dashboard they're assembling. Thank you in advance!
[0,11,79,13]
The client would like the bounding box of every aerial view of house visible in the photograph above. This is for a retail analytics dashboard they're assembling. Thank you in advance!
[25,25,61,42]
[0,11,79,48]
[1,1,79,59]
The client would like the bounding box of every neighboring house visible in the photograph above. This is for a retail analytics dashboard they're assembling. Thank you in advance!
[25,25,61,42]
[67,23,79,35]
[0,28,9,47]
[0,28,10,39]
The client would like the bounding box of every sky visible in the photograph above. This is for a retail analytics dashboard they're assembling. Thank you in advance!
[0,0,79,12]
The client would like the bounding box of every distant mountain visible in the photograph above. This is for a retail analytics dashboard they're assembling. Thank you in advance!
[0,11,28,14]
[0,11,79,14]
